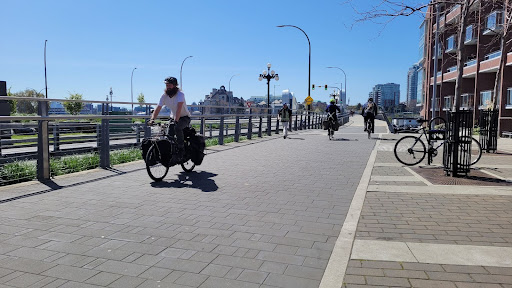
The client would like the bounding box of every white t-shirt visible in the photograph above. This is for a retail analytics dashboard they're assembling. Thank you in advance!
[158,91,191,118]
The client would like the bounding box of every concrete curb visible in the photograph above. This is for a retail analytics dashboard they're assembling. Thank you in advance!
[319,138,381,288]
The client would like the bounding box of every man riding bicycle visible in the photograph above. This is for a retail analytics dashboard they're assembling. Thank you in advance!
[362,97,376,133]
[325,99,341,136]
[149,76,191,163]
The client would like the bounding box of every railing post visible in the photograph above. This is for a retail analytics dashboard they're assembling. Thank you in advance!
[294,114,297,131]
[248,116,253,139]
[235,116,240,142]
[96,123,101,148]
[258,116,263,137]
[37,100,50,180]
[219,116,224,145]
[200,117,205,136]
[135,125,140,144]
[53,123,60,151]
[100,103,110,168]
[209,123,212,138]
[300,115,303,130]
[276,118,280,134]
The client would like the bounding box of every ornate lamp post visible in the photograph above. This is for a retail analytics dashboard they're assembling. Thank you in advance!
[258,63,279,136]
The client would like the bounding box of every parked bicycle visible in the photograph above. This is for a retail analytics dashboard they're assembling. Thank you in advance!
[142,119,205,181]
[394,117,482,166]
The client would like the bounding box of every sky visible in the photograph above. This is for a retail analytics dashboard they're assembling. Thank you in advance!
[1,0,427,107]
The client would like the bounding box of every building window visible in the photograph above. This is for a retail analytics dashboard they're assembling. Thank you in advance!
[444,96,452,110]
[507,88,512,107]
[465,25,473,43]
[461,94,470,108]
[480,90,493,109]
[486,11,503,32]
[446,35,456,52]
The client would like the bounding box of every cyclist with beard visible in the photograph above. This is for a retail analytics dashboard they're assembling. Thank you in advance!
[149,77,191,162]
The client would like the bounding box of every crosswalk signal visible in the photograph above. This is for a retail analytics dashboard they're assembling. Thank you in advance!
[312,84,315,90]
[324,85,328,90]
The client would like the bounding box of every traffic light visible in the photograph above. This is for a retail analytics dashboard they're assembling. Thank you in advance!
[312,84,315,90]
[325,85,328,90]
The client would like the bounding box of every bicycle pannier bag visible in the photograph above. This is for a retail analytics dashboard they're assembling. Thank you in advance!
[332,121,340,131]
[189,135,206,165]
[141,139,154,164]
[157,139,173,167]
[322,120,330,130]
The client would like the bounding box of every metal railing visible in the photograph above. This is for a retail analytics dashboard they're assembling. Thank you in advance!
[0,96,334,185]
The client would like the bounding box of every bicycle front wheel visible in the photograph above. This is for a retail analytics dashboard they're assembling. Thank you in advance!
[367,122,372,139]
[394,136,427,166]
[146,145,169,182]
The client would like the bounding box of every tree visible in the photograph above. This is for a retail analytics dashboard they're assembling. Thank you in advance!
[137,93,145,108]
[7,87,17,114]
[63,93,84,115]
[356,103,362,111]
[14,89,44,114]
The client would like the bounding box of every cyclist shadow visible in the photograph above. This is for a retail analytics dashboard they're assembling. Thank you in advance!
[151,171,219,192]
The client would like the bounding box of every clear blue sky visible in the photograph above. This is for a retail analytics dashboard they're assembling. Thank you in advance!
[1,0,425,107]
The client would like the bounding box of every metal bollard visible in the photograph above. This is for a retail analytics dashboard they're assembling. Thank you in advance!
[235,116,240,142]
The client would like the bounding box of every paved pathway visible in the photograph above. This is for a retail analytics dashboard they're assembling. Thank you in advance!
[0,115,381,288]
[338,127,512,288]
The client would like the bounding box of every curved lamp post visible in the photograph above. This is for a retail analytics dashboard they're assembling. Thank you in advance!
[131,67,137,115]
[327,67,347,108]
[180,56,193,90]
[228,74,239,92]
[258,63,279,136]
[277,25,311,126]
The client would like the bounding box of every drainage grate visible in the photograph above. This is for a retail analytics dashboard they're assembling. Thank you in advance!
[411,166,512,186]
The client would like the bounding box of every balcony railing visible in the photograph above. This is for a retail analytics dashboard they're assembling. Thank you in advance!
[447,66,457,73]
[483,51,502,61]
[464,59,477,67]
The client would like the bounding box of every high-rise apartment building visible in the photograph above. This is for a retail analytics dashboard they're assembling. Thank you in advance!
[370,83,400,111]
[407,65,421,108]
[421,1,512,135]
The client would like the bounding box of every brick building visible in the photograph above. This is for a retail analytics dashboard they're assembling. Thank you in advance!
[421,0,512,135]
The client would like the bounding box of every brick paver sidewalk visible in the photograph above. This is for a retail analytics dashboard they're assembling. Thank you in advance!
[339,132,512,288]
[0,119,378,288]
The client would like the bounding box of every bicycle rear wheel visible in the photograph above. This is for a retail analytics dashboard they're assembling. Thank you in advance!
[394,136,427,166]
[181,159,196,172]
[146,145,169,181]
[470,137,482,165]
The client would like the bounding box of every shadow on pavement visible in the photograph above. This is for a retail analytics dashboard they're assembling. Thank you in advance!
[286,137,305,140]
[151,171,219,192]
[331,138,358,141]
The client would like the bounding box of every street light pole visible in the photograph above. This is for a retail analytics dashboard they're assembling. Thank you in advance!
[277,25,311,126]
[180,56,193,90]
[258,63,279,136]
[44,40,48,99]
[327,67,347,109]
[131,67,137,115]
[228,74,239,92]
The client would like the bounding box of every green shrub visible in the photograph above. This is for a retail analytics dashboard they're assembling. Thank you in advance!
[111,148,142,165]
[1,160,36,183]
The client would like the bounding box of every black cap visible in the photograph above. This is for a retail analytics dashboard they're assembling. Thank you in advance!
[164,77,178,85]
